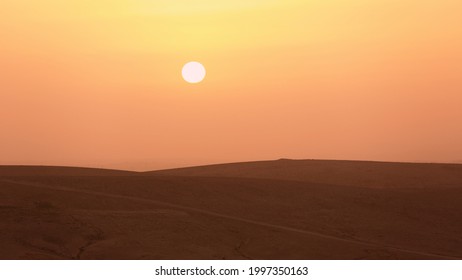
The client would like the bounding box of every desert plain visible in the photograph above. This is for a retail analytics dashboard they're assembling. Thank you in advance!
[0,159,461,259]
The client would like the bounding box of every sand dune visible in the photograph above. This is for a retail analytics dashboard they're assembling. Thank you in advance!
[0,160,461,259]
[148,159,462,188]
[0,166,135,177]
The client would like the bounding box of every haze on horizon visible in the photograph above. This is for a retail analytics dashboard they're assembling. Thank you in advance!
[1,0,462,170]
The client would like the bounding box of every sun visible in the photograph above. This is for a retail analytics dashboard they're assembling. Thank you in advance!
[182,61,206,84]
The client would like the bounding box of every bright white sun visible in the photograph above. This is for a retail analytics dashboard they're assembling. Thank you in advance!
[182,61,206,83]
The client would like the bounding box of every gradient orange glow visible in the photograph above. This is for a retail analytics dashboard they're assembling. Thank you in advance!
[1,0,462,170]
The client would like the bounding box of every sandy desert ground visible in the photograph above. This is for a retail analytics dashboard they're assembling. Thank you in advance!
[0,159,461,259]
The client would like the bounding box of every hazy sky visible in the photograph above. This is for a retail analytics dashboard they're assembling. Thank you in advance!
[1,0,461,170]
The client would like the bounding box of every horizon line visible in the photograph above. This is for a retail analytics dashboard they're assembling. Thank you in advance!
[1,158,462,173]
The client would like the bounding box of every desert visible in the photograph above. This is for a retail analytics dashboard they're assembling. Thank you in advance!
[1,159,461,260]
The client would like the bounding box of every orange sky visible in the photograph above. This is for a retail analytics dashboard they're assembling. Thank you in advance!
[1,0,461,170]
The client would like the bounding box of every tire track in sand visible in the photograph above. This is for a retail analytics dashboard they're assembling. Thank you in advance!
[2,179,459,260]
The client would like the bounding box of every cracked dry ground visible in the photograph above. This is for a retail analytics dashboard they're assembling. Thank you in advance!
[1,207,103,260]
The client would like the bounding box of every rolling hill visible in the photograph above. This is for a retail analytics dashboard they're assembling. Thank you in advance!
[0,160,461,259]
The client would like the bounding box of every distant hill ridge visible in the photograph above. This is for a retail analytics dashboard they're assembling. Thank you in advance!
[146,159,462,188]
[0,166,135,177]
[2,159,462,188]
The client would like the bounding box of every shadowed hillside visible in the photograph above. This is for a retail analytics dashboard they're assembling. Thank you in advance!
[0,166,136,177]
[147,159,462,188]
